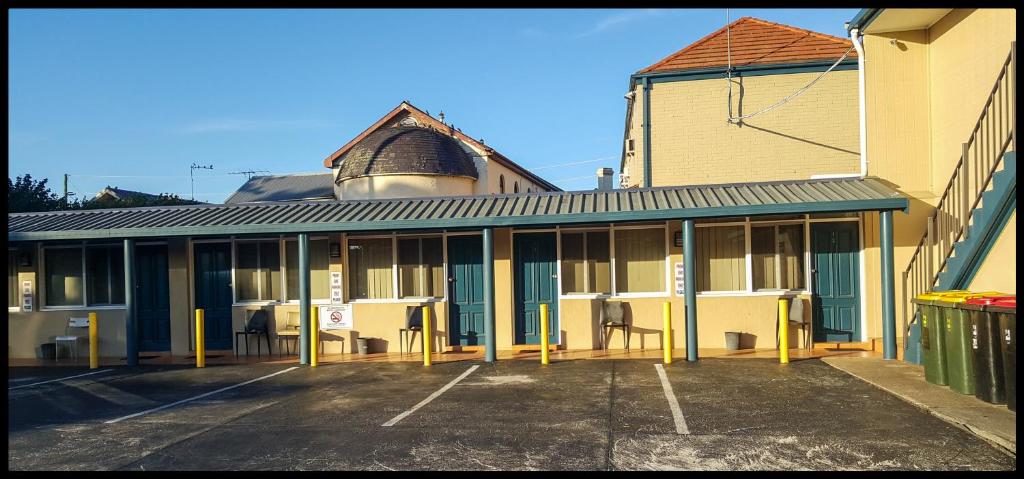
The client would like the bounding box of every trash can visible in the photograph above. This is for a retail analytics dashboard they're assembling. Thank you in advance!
[962,295,1013,404]
[724,332,741,350]
[914,293,948,386]
[357,337,370,355]
[991,298,1016,411]
[936,291,979,395]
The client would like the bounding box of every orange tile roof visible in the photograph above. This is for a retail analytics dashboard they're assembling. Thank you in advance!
[638,16,856,74]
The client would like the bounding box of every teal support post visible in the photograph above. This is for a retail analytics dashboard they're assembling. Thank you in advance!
[124,238,138,367]
[880,210,897,360]
[643,76,652,188]
[298,233,311,365]
[683,219,698,362]
[483,228,496,363]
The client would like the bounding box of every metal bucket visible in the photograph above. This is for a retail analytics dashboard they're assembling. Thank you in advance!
[725,332,741,350]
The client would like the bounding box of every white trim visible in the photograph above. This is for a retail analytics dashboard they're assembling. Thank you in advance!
[744,219,753,292]
[232,301,280,307]
[347,298,446,304]
[39,304,128,312]
[698,290,809,298]
[8,306,22,313]
[858,213,868,342]
[810,173,861,179]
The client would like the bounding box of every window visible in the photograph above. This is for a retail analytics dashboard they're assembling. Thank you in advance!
[499,175,505,193]
[44,247,84,306]
[696,225,746,292]
[398,237,444,298]
[235,240,280,301]
[514,181,520,193]
[86,245,125,305]
[285,238,330,300]
[614,228,665,293]
[348,237,393,299]
[527,187,531,193]
[8,250,19,308]
[752,224,805,290]
[561,231,610,294]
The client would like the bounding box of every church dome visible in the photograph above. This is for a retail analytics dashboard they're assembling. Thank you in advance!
[334,126,479,181]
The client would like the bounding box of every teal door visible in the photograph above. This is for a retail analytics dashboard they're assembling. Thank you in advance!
[193,242,233,350]
[137,244,171,351]
[448,235,485,346]
[811,222,861,342]
[514,232,559,345]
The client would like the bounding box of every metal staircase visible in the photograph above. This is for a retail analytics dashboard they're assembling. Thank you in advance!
[901,42,1016,364]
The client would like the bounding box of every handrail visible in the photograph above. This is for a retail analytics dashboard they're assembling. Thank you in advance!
[901,42,1015,351]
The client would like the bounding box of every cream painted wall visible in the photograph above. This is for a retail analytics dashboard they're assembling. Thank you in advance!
[338,174,475,200]
[968,211,1016,294]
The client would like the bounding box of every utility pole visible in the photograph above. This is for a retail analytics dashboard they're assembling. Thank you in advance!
[229,170,270,180]
[63,174,69,206]
[190,163,214,201]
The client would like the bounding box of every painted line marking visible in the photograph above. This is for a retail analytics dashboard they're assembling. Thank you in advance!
[654,363,690,435]
[9,369,114,390]
[382,365,480,427]
[104,367,299,424]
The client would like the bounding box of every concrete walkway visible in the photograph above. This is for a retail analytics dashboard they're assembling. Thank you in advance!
[823,356,1016,457]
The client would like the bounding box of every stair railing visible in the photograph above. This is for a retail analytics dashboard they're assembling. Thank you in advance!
[901,42,1016,349]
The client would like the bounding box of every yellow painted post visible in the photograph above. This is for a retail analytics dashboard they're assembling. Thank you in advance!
[88,312,99,369]
[663,302,672,365]
[422,306,432,366]
[195,308,206,368]
[311,306,319,368]
[778,298,789,364]
[540,304,550,365]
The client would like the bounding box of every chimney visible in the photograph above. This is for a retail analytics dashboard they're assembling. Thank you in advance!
[596,167,614,191]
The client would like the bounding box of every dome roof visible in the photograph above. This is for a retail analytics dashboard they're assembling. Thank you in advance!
[334,126,478,181]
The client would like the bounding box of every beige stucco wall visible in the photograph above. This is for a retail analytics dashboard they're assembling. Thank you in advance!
[623,70,860,188]
[338,174,475,200]
[968,211,1016,294]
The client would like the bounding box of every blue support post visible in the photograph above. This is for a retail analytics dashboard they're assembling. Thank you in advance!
[683,219,698,362]
[483,228,496,363]
[298,233,311,365]
[880,210,897,360]
[124,238,138,367]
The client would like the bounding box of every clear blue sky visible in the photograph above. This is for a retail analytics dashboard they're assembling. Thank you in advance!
[9,8,859,203]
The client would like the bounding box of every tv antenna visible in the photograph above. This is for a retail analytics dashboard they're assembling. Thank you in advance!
[229,170,270,180]
[190,163,214,200]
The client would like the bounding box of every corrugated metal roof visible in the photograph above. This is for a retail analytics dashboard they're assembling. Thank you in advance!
[8,178,907,241]
[224,173,335,204]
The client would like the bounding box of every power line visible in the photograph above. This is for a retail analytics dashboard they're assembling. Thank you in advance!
[529,157,615,171]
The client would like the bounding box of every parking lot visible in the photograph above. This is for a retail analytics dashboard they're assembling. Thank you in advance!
[8,358,1016,470]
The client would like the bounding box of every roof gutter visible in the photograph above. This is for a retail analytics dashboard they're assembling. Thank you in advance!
[630,59,858,85]
[846,8,882,33]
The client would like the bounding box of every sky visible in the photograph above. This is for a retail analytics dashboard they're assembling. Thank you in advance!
[8,8,860,203]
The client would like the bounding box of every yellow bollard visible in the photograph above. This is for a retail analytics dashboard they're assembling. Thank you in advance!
[311,306,319,368]
[88,312,99,369]
[663,302,672,365]
[422,306,432,366]
[540,304,550,365]
[195,308,206,368]
[778,298,789,364]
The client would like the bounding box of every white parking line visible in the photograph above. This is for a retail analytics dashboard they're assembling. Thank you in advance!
[9,369,114,390]
[104,367,299,424]
[382,365,480,427]
[654,364,690,435]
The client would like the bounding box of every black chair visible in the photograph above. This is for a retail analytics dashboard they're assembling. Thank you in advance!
[235,310,272,357]
[600,301,631,350]
[400,305,424,354]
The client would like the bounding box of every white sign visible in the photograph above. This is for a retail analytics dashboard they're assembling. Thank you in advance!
[330,271,342,287]
[21,280,32,312]
[674,262,685,296]
[319,304,352,330]
[331,287,343,304]
[330,272,344,304]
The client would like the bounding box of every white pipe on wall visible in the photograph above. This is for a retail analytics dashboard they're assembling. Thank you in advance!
[850,28,868,177]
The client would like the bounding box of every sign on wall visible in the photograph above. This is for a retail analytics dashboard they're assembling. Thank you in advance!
[21,280,33,312]
[330,272,343,304]
[319,304,353,330]
[674,262,685,296]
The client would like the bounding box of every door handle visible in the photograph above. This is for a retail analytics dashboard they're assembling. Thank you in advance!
[448,277,455,283]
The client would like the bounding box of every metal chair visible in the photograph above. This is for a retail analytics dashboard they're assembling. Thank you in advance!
[235,309,271,357]
[599,301,630,350]
[400,305,424,354]
[54,317,90,361]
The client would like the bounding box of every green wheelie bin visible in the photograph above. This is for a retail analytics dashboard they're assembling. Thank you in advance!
[914,292,948,386]
[991,298,1016,411]
[936,291,978,395]
[963,295,1013,404]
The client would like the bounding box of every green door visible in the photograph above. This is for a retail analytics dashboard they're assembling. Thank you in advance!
[448,235,485,346]
[137,244,171,351]
[193,242,233,350]
[811,222,861,342]
[514,232,559,345]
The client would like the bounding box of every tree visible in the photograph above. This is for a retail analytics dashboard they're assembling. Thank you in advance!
[7,175,65,212]
[79,192,203,210]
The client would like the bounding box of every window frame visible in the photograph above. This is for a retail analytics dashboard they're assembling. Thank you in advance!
[232,237,282,305]
[282,235,332,305]
[8,249,20,312]
[343,232,448,304]
[38,242,127,311]
[556,223,670,299]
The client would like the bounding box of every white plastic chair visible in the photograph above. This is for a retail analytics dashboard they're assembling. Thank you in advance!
[54,317,90,361]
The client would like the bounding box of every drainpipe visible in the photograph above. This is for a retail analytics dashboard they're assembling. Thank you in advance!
[850,28,868,177]
[643,76,653,188]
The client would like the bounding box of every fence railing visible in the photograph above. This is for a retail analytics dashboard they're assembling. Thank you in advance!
[901,42,1016,347]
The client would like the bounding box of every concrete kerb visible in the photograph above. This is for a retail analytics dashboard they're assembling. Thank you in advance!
[822,357,1016,458]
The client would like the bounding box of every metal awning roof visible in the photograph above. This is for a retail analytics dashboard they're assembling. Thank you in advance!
[8,177,908,241]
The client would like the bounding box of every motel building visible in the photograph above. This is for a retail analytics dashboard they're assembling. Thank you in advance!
[8,9,1014,365]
